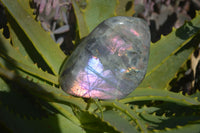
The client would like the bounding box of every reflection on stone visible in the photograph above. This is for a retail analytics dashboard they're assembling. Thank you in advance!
[59,16,151,99]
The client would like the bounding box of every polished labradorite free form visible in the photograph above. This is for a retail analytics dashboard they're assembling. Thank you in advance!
[59,16,150,99]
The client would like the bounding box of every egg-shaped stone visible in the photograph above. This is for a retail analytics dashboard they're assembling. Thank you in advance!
[59,16,150,99]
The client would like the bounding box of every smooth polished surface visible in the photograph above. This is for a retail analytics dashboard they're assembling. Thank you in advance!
[59,16,150,99]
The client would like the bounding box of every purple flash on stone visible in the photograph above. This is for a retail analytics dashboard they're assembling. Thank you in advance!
[59,16,150,99]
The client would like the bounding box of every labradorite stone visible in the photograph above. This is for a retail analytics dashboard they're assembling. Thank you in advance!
[59,16,150,99]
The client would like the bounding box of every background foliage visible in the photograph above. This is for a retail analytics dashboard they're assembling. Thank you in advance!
[0,0,200,133]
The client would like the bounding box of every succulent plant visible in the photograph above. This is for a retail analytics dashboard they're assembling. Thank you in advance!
[0,0,200,132]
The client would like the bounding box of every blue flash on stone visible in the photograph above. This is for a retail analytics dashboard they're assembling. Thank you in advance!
[59,16,151,99]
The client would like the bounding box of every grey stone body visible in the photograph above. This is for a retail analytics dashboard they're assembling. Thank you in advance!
[59,16,150,99]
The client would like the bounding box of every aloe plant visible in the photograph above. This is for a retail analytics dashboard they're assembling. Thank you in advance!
[0,0,200,133]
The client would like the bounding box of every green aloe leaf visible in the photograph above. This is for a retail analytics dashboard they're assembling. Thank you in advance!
[0,105,85,133]
[74,110,120,133]
[100,100,148,132]
[122,88,200,106]
[48,102,81,125]
[7,23,34,63]
[1,0,200,132]
[190,91,200,101]
[0,54,58,84]
[102,110,139,133]
[138,11,200,89]
[0,0,66,75]
[140,111,200,131]
[72,0,134,38]
[0,77,84,133]
[0,30,34,67]
[0,31,58,84]
[17,0,35,16]
[157,120,200,133]
[0,64,87,110]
